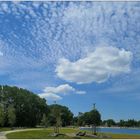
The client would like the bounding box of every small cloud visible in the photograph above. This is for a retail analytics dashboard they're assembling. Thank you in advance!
[39,92,62,101]
[76,91,86,95]
[0,51,3,56]
[39,84,86,101]
[1,3,9,13]
[56,46,133,84]
[43,84,75,95]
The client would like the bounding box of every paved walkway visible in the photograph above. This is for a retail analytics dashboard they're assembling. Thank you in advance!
[0,128,44,139]
[0,131,6,139]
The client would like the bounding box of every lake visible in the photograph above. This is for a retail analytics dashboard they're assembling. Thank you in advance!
[80,127,140,135]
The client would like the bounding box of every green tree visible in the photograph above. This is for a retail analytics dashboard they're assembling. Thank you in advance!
[90,109,101,135]
[125,119,137,127]
[41,114,48,127]
[105,119,116,127]
[73,116,78,126]
[55,109,62,133]
[7,105,16,127]
[0,85,48,127]
[119,120,126,127]
[50,104,62,133]
[137,120,140,127]
[0,104,5,126]
[48,104,73,127]
[77,112,84,126]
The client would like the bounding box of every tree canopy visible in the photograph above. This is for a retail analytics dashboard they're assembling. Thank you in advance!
[102,119,116,127]
[0,85,48,127]
[77,109,101,127]
[47,104,73,127]
[1,85,139,129]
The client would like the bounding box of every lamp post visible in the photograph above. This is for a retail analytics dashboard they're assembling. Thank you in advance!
[93,103,96,110]
[92,103,96,135]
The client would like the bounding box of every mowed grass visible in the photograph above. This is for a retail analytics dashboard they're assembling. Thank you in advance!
[0,127,12,132]
[6,128,79,139]
[105,133,140,139]
[6,128,140,139]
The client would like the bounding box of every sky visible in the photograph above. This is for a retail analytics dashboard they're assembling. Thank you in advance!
[0,1,140,121]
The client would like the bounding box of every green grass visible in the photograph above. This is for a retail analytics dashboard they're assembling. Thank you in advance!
[6,128,140,139]
[0,127,12,132]
[105,133,140,139]
[6,128,76,139]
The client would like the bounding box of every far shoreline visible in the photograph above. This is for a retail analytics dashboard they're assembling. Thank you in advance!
[80,126,140,130]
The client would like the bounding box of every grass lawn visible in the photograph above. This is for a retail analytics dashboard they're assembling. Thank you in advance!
[105,133,140,139]
[6,128,140,139]
[0,127,12,132]
[6,128,79,139]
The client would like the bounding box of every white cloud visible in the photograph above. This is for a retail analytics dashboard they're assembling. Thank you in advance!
[0,51,3,56]
[43,84,75,95]
[0,2,138,94]
[56,46,133,84]
[1,3,9,13]
[39,84,86,101]
[39,93,62,101]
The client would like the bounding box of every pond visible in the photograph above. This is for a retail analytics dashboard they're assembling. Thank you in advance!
[80,127,140,135]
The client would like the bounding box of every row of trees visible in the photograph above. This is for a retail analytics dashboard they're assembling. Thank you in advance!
[0,85,48,127]
[41,104,73,128]
[0,85,73,128]
[0,104,16,127]
[74,116,140,128]
[0,85,101,135]
[1,85,139,130]
[102,119,140,127]
[73,110,101,127]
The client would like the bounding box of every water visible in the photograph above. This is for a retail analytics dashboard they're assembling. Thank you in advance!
[80,127,140,135]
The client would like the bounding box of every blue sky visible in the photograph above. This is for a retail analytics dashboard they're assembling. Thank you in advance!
[0,1,140,121]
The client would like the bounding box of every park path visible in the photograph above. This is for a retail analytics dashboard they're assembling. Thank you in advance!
[0,131,7,139]
[0,128,44,139]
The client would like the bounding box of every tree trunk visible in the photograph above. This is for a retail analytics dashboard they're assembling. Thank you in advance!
[94,125,96,135]
[92,125,96,135]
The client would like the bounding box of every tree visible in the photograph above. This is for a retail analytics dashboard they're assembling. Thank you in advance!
[82,112,91,126]
[73,116,78,126]
[0,104,5,126]
[77,112,84,126]
[51,104,62,133]
[0,85,49,127]
[48,104,73,127]
[41,114,48,127]
[55,109,62,133]
[119,120,126,127]
[125,119,137,127]
[90,109,101,135]
[104,119,116,127]
[137,120,140,127]
[7,105,16,127]
[77,115,85,126]
[77,107,101,134]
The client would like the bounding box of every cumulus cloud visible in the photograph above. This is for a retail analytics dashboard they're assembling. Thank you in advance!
[56,46,133,84]
[39,84,86,101]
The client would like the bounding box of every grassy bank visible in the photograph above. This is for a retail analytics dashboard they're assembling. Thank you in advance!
[5,128,140,139]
